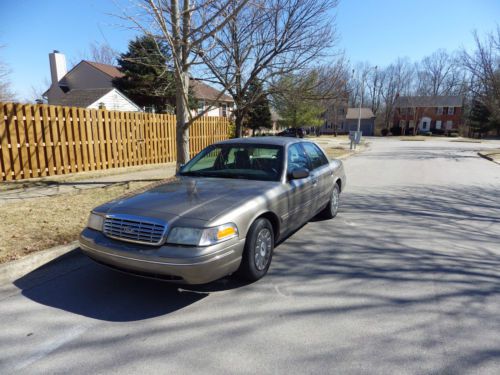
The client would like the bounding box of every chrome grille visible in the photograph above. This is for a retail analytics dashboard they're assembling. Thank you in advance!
[103,215,167,246]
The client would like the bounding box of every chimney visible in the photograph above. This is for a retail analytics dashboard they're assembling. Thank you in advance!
[49,50,67,86]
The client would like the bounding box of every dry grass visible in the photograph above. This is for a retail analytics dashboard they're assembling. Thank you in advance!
[0,163,174,192]
[480,149,500,163]
[449,139,482,143]
[400,136,426,141]
[0,180,155,263]
[323,147,352,159]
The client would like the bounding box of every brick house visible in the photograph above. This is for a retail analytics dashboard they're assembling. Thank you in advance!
[393,96,463,135]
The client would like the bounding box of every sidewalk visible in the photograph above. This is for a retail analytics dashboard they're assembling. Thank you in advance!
[0,163,176,205]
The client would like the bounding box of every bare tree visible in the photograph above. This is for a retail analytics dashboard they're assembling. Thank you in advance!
[89,41,118,65]
[198,0,339,137]
[0,46,16,102]
[378,58,415,130]
[123,0,248,168]
[461,28,500,133]
[416,49,463,96]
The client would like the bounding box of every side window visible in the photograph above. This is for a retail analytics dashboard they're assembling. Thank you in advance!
[287,144,309,174]
[302,143,329,170]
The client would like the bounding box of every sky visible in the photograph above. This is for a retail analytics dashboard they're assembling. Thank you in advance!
[0,0,499,101]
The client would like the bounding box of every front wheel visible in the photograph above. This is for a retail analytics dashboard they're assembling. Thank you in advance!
[320,184,340,219]
[238,218,274,282]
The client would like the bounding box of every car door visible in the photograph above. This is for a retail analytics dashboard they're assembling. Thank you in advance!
[302,142,332,215]
[283,143,316,232]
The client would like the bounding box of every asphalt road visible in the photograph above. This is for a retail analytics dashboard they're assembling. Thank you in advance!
[1,138,500,374]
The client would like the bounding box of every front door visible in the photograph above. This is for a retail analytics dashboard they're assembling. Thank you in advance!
[284,143,315,232]
[419,117,432,132]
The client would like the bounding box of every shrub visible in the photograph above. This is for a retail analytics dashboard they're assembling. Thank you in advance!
[390,126,402,136]
[381,128,389,136]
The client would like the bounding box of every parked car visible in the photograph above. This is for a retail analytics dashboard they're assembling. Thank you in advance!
[79,137,346,284]
[277,127,306,138]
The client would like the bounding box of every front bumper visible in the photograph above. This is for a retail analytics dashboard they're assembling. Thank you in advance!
[79,228,245,284]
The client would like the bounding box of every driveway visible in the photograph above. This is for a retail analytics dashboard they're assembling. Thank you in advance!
[1,138,500,374]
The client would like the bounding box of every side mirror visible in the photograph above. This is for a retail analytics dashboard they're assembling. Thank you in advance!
[290,168,310,180]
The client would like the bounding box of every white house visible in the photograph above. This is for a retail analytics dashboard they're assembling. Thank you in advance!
[43,50,234,115]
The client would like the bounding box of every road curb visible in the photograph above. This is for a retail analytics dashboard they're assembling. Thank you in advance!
[478,152,500,164]
[0,241,79,285]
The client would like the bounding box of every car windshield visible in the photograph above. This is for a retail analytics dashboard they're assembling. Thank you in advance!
[180,144,284,181]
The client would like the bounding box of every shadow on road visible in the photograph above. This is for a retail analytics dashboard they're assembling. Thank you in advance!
[13,250,251,322]
[9,180,500,372]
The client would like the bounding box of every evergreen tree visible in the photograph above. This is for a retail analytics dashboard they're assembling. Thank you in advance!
[469,99,492,137]
[245,80,272,135]
[113,35,176,113]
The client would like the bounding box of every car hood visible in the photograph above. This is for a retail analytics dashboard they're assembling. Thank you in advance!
[95,177,280,222]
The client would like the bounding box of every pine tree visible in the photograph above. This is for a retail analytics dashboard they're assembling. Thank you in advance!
[245,80,272,135]
[113,35,176,113]
[469,99,492,137]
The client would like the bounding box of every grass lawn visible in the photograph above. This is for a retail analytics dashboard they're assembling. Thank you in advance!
[323,146,353,159]
[0,180,159,263]
[400,136,426,141]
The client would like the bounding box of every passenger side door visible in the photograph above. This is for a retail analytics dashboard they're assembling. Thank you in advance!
[283,143,316,232]
[302,142,332,214]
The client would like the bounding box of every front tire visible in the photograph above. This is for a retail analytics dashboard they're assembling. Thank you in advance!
[238,218,274,282]
[320,183,340,219]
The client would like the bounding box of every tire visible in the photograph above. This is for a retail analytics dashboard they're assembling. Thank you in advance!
[320,183,340,219]
[238,218,274,282]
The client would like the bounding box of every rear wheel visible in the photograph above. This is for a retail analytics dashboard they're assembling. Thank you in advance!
[320,183,340,219]
[238,218,274,281]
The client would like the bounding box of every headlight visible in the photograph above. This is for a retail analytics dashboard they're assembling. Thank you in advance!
[167,223,238,246]
[87,212,104,231]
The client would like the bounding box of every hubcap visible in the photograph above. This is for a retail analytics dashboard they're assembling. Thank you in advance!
[254,228,272,271]
[331,188,339,213]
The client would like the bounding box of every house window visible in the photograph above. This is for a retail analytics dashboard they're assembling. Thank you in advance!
[437,107,443,115]
[436,120,442,129]
[408,108,414,116]
[400,120,406,127]
[409,120,415,128]
[448,107,455,115]
[221,103,227,117]
[446,120,453,129]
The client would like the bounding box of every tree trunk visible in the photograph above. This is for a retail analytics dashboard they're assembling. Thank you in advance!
[175,72,190,170]
[234,107,244,138]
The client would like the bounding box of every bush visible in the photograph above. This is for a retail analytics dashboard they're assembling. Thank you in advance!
[433,129,445,135]
[381,128,389,136]
[449,132,459,137]
[390,126,402,136]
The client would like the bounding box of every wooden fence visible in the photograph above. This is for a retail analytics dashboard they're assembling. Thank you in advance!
[0,102,231,181]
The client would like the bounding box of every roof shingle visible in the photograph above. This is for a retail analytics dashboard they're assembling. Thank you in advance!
[346,108,375,120]
[394,96,463,108]
[50,88,114,107]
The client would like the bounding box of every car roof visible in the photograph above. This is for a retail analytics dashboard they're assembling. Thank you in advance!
[215,136,305,147]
